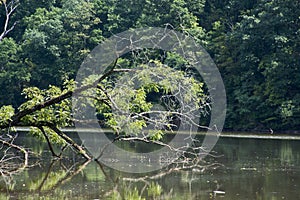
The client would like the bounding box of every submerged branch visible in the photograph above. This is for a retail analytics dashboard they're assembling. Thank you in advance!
[0,135,28,183]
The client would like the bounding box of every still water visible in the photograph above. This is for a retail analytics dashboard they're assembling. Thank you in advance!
[1,132,300,199]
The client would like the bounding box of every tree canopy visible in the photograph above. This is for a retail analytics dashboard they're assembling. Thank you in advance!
[0,0,299,135]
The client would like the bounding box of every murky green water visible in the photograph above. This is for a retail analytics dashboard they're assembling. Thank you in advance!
[1,132,300,199]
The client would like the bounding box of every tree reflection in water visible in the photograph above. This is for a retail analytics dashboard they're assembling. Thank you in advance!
[0,154,222,199]
[3,137,300,199]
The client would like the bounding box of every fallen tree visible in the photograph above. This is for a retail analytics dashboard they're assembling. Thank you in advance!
[0,27,220,176]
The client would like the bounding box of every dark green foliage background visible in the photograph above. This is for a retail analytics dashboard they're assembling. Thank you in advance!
[0,0,299,131]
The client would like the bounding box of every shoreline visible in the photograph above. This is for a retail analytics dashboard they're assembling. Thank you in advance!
[12,126,300,140]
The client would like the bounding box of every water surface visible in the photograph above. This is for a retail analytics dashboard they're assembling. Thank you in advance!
[1,132,300,199]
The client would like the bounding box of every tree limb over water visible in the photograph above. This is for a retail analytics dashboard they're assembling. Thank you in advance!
[0,27,213,177]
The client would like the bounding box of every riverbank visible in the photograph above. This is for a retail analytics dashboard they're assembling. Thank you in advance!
[12,126,300,140]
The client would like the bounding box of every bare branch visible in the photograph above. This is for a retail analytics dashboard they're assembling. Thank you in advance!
[0,134,28,185]
[0,0,19,42]
[45,123,91,160]
[37,126,60,158]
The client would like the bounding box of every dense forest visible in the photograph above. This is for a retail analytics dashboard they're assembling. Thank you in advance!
[0,0,299,132]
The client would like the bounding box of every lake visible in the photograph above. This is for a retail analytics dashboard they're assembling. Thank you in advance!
[1,131,300,199]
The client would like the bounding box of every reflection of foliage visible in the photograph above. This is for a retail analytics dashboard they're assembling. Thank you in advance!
[28,170,67,191]
[124,187,145,200]
[147,182,163,198]
[279,141,294,167]
[1,159,91,199]
[108,180,163,200]
[83,161,105,182]
[0,194,9,200]
[0,153,221,199]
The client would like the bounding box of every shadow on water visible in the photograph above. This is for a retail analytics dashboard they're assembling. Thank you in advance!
[1,132,300,199]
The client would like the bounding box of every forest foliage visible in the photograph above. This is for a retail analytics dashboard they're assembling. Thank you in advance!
[0,0,299,132]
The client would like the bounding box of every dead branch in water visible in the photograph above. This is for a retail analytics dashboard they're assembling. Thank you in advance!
[0,133,28,186]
